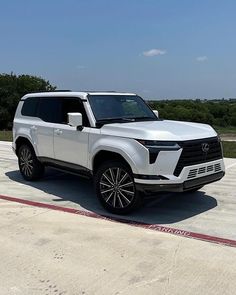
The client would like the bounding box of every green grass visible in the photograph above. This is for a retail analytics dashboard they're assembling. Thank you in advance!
[214,126,236,135]
[222,141,236,158]
[0,131,235,158]
[0,130,12,141]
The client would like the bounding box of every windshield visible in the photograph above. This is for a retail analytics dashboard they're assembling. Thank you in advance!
[88,95,157,123]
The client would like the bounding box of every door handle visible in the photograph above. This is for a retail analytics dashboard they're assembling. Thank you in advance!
[55,129,62,135]
[30,126,37,131]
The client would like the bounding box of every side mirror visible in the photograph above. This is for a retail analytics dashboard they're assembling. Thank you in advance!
[68,113,83,128]
[153,110,159,118]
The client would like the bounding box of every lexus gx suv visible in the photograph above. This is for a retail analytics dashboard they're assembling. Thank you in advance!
[13,91,225,214]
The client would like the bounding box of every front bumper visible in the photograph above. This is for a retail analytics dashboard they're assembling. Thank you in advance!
[134,158,225,193]
[136,171,225,193]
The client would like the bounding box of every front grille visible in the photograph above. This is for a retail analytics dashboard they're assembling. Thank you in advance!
[174,137,222,176]
[187,163,222,179]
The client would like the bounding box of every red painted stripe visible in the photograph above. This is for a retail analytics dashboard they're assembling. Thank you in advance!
[1,194,236,248]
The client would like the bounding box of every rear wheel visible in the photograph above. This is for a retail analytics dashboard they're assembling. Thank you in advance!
[95,161,142,214]
[18,144,44,181]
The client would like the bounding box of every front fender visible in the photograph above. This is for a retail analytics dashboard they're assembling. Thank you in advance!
[89,136,148,174]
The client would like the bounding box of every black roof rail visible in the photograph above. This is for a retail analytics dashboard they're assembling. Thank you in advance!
[82,90,118,93]
[52,90,72,92]
[30,90,71,93]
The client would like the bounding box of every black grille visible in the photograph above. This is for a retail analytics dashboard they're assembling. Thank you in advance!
[174,137,222,176]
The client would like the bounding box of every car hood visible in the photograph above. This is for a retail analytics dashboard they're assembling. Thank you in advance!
[100,120,217,141]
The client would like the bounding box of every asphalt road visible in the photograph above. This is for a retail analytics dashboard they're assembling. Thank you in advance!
[1,141,236,295]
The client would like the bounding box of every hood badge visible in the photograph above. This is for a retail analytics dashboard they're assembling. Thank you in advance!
[202,143,210,153]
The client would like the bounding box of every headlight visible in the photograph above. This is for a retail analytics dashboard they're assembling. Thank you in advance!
[136,140,181,164]
[137,140,180,150]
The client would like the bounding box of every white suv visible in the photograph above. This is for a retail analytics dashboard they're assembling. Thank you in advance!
[13,91,225,214]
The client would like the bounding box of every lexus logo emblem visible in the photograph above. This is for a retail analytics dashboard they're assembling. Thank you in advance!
[202,143,210,153]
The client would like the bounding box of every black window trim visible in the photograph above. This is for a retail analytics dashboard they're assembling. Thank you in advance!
[28,96,90,127]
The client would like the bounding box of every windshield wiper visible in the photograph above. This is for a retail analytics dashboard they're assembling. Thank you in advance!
[96,117,135,127]
[133,116,158,121]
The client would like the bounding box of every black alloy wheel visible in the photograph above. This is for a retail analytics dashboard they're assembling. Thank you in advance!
[18,144,44,181]
[95,161,142,214]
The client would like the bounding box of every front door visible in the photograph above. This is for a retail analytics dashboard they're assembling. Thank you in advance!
[53,97,90,168]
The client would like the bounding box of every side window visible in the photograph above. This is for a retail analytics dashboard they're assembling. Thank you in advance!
[37,98,61,123]
[60,98,90,127]
[21,97,39,117]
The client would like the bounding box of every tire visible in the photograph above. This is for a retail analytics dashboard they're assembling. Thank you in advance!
[18,144,44,181]
[94,161,142,214]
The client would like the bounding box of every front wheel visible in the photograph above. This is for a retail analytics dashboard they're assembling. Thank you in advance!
[95,161,142,214]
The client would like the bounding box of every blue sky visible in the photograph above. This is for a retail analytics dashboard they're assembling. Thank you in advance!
[1,0,236,99]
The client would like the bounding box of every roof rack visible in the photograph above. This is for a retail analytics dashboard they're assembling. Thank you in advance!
[81,90,117,93]
[30,90,72,93]
[53,90,71,92]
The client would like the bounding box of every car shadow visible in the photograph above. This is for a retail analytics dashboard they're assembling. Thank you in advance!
[5,168,218,225]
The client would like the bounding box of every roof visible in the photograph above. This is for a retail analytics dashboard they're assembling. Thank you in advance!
[22,91,136,100]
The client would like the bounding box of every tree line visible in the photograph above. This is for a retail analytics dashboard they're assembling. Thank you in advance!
[148,99,236,128]
[0,73,56,129]
[0,73,236,130]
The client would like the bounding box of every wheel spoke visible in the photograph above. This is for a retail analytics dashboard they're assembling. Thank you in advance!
[118,172,128,185]
[119,191,132,205]
[113,192,117,207]
[117,193,124,208]
[100,182,112,187]
[105,191,114,203]
[120,188,134,195]
[101,187,114,194]
[119,182,133,188]
[26,151,31,160]
[115,168,120,184]
[22,149,27,160]
[25,166,30,176]
[103,172,114,185]
[109,168,115,183]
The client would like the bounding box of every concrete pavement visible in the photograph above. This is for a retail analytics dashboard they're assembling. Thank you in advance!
[1,141,236,294]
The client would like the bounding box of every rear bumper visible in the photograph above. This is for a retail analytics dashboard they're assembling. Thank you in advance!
[136,171,225,193]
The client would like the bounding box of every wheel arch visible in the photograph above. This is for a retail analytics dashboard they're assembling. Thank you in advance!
[92,150,137,174]
[15,136,35,156]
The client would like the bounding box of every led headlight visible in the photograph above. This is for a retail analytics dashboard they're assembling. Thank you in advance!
[136,140,181,164]
[137,140,180,150]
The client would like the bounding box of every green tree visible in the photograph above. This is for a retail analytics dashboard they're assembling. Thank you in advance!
[0,73,56,129]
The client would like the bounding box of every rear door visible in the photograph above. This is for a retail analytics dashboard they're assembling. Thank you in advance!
[53,97,90,168]
[35,98,61,158]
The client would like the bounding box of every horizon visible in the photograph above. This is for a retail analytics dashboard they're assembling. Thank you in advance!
[1,0,236,99]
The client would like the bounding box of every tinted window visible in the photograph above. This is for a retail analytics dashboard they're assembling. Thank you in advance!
[37,98,61,123]
[21,97,39,117]
[61,98,90,126]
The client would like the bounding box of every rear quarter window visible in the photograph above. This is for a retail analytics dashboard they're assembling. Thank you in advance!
[21,97,39,117]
